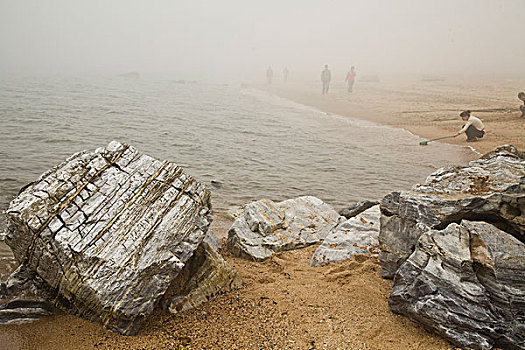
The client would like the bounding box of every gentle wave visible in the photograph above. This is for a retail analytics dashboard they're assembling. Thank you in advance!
[0,77,478,239]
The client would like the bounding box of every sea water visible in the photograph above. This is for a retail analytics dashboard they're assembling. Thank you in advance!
[0,76,477,277]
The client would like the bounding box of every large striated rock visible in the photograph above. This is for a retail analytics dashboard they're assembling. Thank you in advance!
[310,205,380,267]
[227,196,343,261]
[389,220,525,350]
[379,145,525,278]
[5,141,212,335]
[161,236,242,314]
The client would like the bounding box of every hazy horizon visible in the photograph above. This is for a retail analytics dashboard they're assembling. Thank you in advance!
[1,0,524,82]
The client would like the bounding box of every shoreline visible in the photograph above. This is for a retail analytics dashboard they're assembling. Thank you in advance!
[255,77,525,155]
[2,77,523,349]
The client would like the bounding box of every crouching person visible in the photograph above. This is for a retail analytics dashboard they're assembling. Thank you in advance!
[455,110,485,142]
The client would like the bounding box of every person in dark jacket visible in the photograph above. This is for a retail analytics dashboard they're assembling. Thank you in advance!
[321,65,331,95]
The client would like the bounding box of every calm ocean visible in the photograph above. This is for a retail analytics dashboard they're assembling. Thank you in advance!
[0,76,477,276]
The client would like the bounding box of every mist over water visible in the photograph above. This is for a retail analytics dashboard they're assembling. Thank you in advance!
[0,76,477,231]
[0,75,480,278]
[1,1,523,80]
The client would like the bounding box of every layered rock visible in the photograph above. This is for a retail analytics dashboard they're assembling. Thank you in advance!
[0,298,53,325]
[389,220,525,350]
[379,145,525,349]
[379,145,525,278]
[310,205,380,267]
[161,235,242,314]
[227,196,343,261]
[0,264,54,325]
[5,141,212,335]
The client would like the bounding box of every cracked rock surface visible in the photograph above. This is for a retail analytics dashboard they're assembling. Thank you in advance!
[5,141,212,335]
[379,145,525,350]
[390,220,525,350]
[227,196,343,261]
[379,144,525,278]
[310,205,380,267]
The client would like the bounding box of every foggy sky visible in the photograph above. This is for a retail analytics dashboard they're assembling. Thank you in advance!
[1,0,524,81]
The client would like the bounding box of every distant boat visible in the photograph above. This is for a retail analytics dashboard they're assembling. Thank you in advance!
[118,72,140,79]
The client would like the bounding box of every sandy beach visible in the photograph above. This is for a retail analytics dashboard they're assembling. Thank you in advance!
[1,247,455,350]
[1,0,524,348]
[260,76,525,154]
[2,76,523,350]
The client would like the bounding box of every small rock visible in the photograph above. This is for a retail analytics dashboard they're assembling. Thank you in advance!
[0,297,53,325]
[311,205,380,267]
[227,196,343,261]
[210,180,223,189]
[161,240,242,314]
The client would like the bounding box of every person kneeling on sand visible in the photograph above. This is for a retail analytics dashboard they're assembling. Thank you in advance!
[454,110,485,142]
[518,91,525,118]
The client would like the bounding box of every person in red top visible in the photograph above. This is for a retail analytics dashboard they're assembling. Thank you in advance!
[345,66,356,92]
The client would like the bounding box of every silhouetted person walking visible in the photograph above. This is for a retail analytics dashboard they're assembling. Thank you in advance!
[321,65,331,94]
[266,66,273,84]
[345,66,356,92]
[283,67,289,83]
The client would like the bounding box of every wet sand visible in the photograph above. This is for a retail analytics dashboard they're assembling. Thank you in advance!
[2,76,521,349]
[261,76,525,154]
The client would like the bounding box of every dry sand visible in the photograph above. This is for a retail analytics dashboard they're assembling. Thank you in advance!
[2,246,455,350]
[2,76,522,349]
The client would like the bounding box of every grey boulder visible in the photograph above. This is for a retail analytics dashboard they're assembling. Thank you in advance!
[5,141,213,335]
[1,265,42,300]
[310,205,380,267]
[389,220,525,350]
[379,144,525,278]
[227,196,343,261]
[0,264,52,324]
